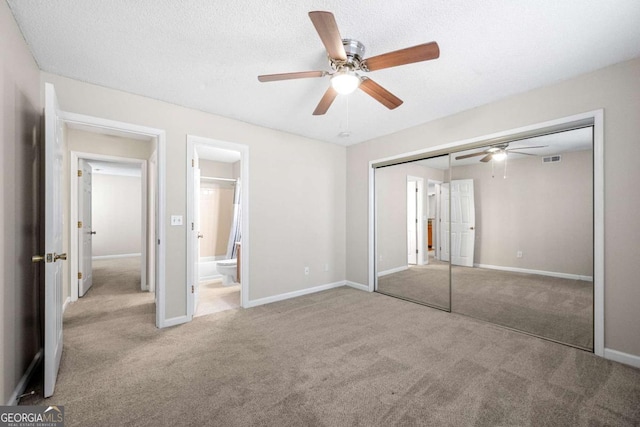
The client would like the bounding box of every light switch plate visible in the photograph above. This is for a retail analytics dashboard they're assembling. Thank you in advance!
[171,215,183,226]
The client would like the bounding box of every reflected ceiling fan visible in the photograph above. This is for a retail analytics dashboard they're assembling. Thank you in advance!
[455,143,547,163]
[257,11,440,115]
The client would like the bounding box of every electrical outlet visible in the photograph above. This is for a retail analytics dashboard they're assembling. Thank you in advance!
[170,215,183,226]
[304,266,310,275]
[517,251,523,258]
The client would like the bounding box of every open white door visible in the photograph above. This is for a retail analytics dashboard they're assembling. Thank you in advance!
[78,159,94,296]
[43,83,65,397]
[192,155,201,313]
[407,180,417,265]
[450,179,475,267]
[440,183,450,262]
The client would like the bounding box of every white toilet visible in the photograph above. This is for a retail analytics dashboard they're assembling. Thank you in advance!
[217,259,238,286]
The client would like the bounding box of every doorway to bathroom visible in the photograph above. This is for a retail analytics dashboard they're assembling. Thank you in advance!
[186,135,249,319]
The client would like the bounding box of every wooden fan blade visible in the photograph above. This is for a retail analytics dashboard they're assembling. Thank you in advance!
[258,71,326,82]
[313,86,338,115]
[309,11,347,60]
[363,42,440,71]
[359,78,403,110]
[455,151,487,160]
[480,154,494,163]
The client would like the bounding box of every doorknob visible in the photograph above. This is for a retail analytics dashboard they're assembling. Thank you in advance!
[470,227,475,230]
[54,253,67,261]
[90,231,97,235]
[32,255,44,263]
[197,233,204,239]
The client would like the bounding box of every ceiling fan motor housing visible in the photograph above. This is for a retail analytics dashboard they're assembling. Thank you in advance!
[333,39,366,71]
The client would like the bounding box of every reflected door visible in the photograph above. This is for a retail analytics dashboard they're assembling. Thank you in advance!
[407,180,417,264]
[440,183,450,262]
[451,179,475,267]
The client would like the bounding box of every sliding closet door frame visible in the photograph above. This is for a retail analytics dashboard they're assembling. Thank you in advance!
[368,109,604,357]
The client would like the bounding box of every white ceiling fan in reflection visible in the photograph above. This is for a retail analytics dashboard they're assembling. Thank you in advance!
[455,143,547,178]
[455,143,546,163]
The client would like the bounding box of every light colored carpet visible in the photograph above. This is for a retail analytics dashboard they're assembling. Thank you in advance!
[378,262,593,350]
[21,258,639,426]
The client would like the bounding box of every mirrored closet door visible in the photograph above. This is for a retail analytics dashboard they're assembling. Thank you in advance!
[374,126,594,351]
[449,128,594,350]
[375,155,451,311]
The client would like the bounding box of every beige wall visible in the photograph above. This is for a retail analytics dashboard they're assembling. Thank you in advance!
[43,72,346,315]
[347,58,640,357]
[92,174,142,257]
[199,184,234,258]
[453,150,593,276]
[197,160,237,258]
[0,1,42,404]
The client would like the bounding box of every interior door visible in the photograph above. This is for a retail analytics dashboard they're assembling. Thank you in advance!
[407,180,417,264]
[44,83,65,397]
[450,179,475,267]
[440,183,450,262]
[78,159,94,296]
[192,154,201,313]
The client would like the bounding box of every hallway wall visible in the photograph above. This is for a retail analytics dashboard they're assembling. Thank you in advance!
[92,174,142,257]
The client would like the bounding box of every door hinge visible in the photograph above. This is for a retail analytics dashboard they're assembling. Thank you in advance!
[191,285,194,293]
[416,249,419,254]
[191,222,194,231]
[158,239,160,245]
[192,159,194,167]
[78,272,83,279]
[77,170,83,177]
[78,221,82,228]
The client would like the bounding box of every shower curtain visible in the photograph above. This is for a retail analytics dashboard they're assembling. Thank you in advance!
[225,178,241,259]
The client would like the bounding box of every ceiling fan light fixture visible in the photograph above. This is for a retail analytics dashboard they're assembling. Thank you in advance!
[492,151,507,161]
[331,70,360,94]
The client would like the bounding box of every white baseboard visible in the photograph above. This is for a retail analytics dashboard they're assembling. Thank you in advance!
[377,265,409,277]
[345,281,370,292]
[474,263,593,282]
[93,253,141,260]
[245,281,346,308]
[7,349,42,406]
[62,296,71,313]
[160,315,190,328]
[604,348,640,369]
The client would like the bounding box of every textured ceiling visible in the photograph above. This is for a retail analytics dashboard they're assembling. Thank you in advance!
[7,0,640,146]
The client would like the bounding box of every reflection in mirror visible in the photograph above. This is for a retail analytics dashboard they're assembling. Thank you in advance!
[375,155,450,310]
[449,127,594,350]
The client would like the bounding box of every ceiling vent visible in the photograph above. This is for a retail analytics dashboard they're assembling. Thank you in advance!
[542,155,561,163]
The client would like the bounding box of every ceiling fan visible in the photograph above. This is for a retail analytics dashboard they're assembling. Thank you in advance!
[455,143,547,163]
[257,11,440,115]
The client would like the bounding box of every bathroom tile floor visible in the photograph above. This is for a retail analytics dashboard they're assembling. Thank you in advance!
[194,279,240,317]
